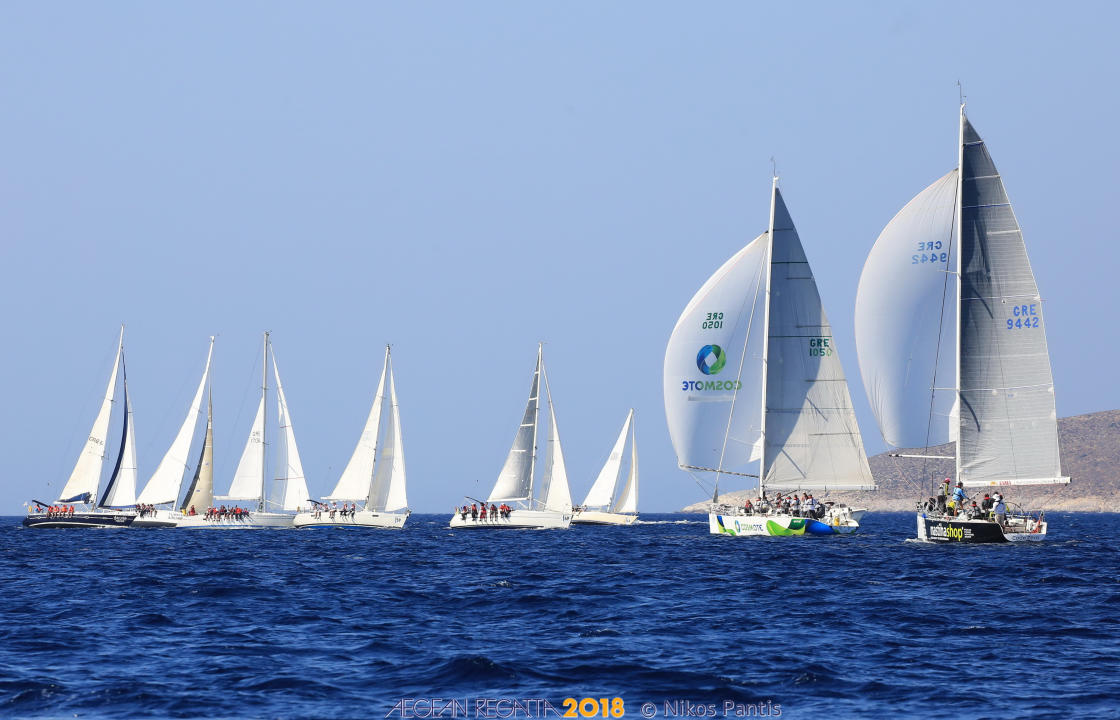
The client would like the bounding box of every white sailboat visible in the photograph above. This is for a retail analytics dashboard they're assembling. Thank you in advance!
[450,344,573,529]
[294,346,410,529]
[572,409,639,525]
[854,105,1065,543]
[24,328,138,528]
[664,179,875,537]
[183,331,310,529]
[132,338,214,528]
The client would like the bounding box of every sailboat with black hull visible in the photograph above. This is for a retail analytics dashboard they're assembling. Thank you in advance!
[854,104,1066,542]
[24,329,138,528]
[664,179,875,537]
[132,338,214,528]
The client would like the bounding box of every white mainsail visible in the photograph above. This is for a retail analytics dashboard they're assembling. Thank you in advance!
[58,329,123,503]
[761,189,874,491]
[138,339,214,505]
[613,417,638,514]
[664,182,873,493]
[538,361,572,512]
[226,397,265,502]
[582,410,632,508]
[99,370,138,508]
[273,352,310,511]
[373,357,407,512]
[855,108,1067,489]
[488,347,541,503]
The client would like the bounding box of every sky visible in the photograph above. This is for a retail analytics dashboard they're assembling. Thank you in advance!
[1,2,1116,513]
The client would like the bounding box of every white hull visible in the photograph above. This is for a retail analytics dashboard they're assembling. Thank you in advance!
[176,511,294,529]
[449,509,571,529]
[571,510,638,526]
[132,509,185,528]
[708,505,861,537]
[293,509,409,529]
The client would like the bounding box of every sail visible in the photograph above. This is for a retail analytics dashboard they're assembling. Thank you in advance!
[273,353,311,511]
[58,331,123,503]
[488,348,540,502]
[138,340,213,505]
[180,394,214,512]
[328,349,388,501]
[226,397,265,501]
[538,363,572,512]
[855,171,959,448]
[379,362,408,511]
[582,410,632,508]
[663,233,769,477]
[99,372,138,508]
[957,115,1066,487]
[612,413,638,514]
[762,189,875,491]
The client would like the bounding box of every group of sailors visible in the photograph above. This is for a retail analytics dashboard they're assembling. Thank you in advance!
[136,504,160,518]
[29,504,75,518]
[310,502,359,520]
[201,505,251,521]
[740,492,828,520]
[934,479,1008,523]
[458,503,513,521]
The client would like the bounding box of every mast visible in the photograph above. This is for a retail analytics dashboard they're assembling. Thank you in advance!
[260,331,269,511]
[527,343,542,507]
[757,176,777,499]
[954,105,965,484]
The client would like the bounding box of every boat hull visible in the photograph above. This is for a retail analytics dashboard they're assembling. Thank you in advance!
[132,509,185,528]
[176,511,294,529]
[449,509,571,529]
[708,508,859,537]
[571,510,638,525]
[22,511,135,529]
[915,513,1047,543]
[293,510,409,529]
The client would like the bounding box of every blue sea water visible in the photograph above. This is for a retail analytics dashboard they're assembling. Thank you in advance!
[1,512,1119,720]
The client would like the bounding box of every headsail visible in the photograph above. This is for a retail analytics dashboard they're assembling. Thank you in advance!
[488,347,541,503]
[957,114,1065,486]
[180,392,214,512]
[538,358,572,513]
[762,189,874,491]
[58,329,123,504]
[375,356,408,512]
[582,410,632,508]
[327,348,388,502]
[612,412,638,514]
[138,339,214,505]
[855,171,959,449]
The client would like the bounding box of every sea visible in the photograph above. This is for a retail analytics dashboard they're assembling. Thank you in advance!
[2,512,1118,720]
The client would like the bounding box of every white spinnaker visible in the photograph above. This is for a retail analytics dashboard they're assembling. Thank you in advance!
[328,349,388,501]
[663,235,769,476]
[379,363,408,511]
[582,410,631,508]
[539,363,572,513]
[488,348,540,503]
[855,170,959,449]
[612,413,638,514]
[101,376,138,508]
[761,188,875,491]
[58,332,123,503]
[138,340,213,505]
[226,397,265,501]
[273,354,310,512]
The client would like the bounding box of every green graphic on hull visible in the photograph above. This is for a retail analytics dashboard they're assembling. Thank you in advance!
[765,519,807,536]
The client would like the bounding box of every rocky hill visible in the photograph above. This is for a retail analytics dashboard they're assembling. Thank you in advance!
[683,409,1120,512]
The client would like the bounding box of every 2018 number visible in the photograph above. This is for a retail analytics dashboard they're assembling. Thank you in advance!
[561,698,625,718]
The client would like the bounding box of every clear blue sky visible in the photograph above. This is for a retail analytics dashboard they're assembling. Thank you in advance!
[1,2,1115,513]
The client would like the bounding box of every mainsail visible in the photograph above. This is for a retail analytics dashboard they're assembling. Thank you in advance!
[370,356,407,512]
[99,365,138,508]
[58,329,123,504]
[614,418,638,514]
[538,360,572,512]
[226,396,265,502]
[272,351,311,511]
[488,347,541,503]
[582,409,638,512]
[180,392,214,512]
[138,339,214,505]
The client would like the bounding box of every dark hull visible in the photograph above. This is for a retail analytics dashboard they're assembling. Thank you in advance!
[22,512,136,529]
[918,514,1009,543]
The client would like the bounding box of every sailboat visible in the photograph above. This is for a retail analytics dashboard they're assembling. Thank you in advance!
[450,344,573,529]
[132,338,214,528]
[572,409,639,525]
[294,346,410,529]
[664,179,875,537]
[184,331,311,529]
[24,328,138,528]
[854,105,1065,543]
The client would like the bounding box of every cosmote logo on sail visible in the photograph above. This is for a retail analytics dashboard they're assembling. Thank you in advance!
[681,345,742,392]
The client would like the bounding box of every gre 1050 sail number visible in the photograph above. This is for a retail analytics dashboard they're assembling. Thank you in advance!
[701,312,724,330]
